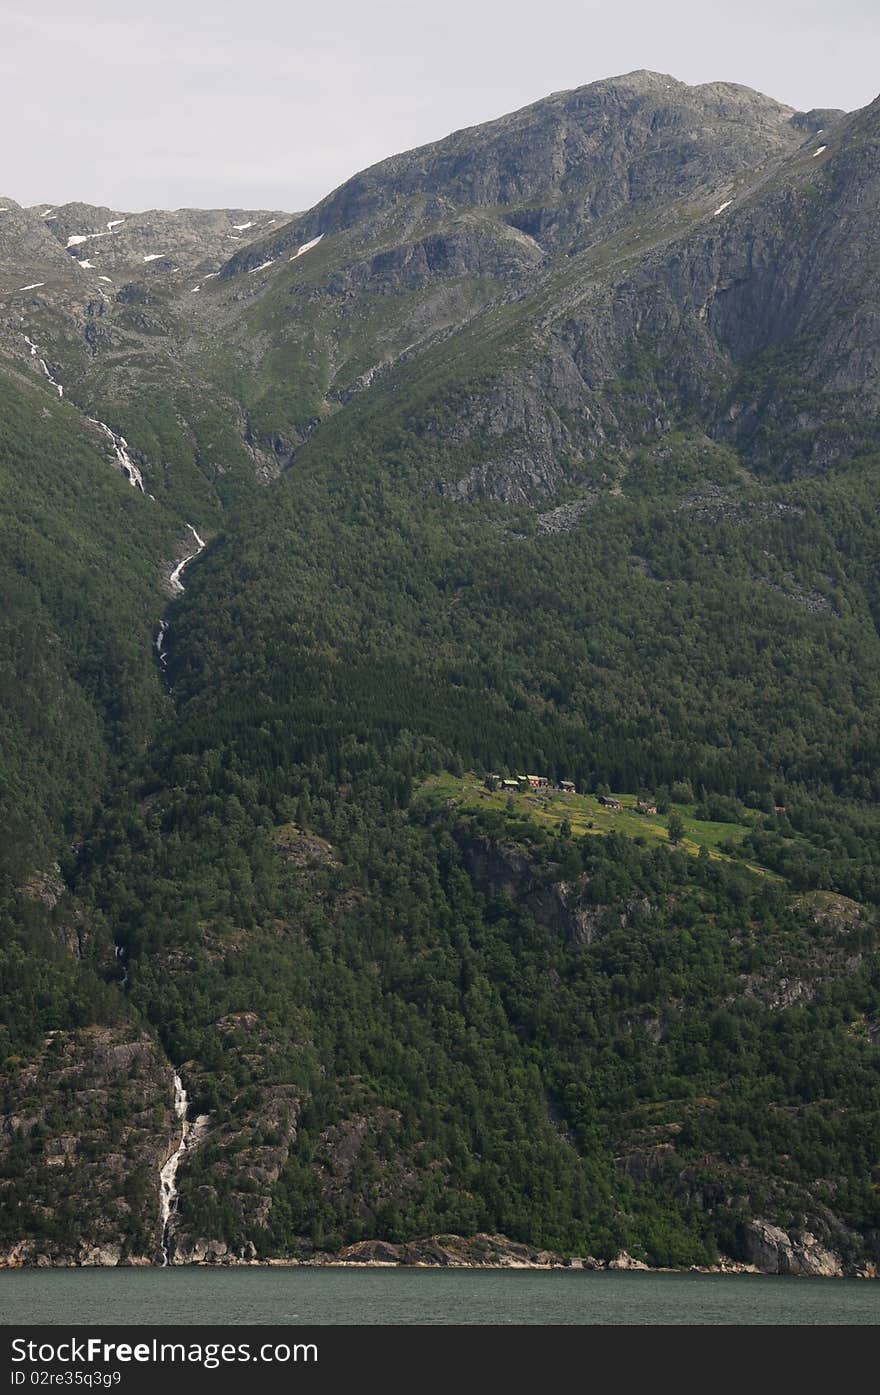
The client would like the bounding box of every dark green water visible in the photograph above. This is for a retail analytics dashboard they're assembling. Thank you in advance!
[0,1269,877,1325]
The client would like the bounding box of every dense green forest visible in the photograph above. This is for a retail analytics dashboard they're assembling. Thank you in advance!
[4,332,880,1268]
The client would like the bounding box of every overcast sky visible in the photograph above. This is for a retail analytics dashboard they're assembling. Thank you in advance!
[2,0,877,213]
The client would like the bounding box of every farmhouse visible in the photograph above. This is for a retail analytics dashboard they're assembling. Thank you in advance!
[637,800,658,815]
[527,775,549,789]
[599,795,622,810]
[560,780,576,793]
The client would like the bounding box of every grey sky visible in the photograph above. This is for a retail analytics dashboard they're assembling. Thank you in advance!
[1,0,877,213]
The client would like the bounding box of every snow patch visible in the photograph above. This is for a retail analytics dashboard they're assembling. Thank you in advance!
[232,221,254,230]
[290,233,323,260]
[812,145,827,158]
[106,218,125,230]
[78,259,95,269]
[248,259,275,273]
[713,200,733,216]
[19,282,45,291]
[99,276,113,282]
[143,254,165,262]
[41,208,54,217]
[66,231,111,248]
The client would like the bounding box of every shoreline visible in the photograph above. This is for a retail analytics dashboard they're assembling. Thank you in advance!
[2,1226,875,1279]
[2,1255,876,1278]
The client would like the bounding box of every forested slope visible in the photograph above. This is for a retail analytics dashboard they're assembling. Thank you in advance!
[1,72,879,1273]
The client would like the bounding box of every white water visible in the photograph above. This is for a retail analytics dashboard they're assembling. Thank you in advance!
[89,418,145,491]
[156,619,169,668]
[156,530,205,678]
[114,943,128,986]
[158,1073,210,1265]
[168,524,206,592]
[158,1074,189,1266]
[23,335,63,397]
[21,331,153,492]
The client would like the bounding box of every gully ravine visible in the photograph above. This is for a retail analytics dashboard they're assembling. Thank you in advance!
[20,335,214,1263]
[20,331,207,671]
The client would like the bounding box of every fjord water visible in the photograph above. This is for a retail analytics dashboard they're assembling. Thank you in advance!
[1,1271,876,1325]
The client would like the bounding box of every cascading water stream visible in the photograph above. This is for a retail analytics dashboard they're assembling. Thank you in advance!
[114,944,128,986]
[156,527,206,671]
[89,418,145,492]
[23,335,63,397]
[21,331,206,669]
[157,1073,210,1265]
[158,1073,189,1266]
[21,332,144,490]
[169,524,207,593]
[156,619,169,669]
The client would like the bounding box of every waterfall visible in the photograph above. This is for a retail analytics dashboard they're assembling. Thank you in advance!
[21,332,146,490]
[114,943,128,986]
[159,529,206,675]
[158,1073,190,1266]
[156,619,169,669]
[23,335,63,397]
[169,524,207,593]
[89,418,146,492]
[157,1072,210,1265]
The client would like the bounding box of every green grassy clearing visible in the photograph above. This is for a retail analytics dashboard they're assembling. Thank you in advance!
[417,771,784,877]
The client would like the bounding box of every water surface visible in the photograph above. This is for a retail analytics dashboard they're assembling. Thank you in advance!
[1,1268,877,1325]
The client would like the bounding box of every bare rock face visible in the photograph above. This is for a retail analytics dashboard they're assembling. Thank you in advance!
[336,1232,584,1268]
[17,862,65,908]
[741,1219,845,1277]
[0,1026,173,1265]
[608,1250,651,1271]
[230,70,804,264]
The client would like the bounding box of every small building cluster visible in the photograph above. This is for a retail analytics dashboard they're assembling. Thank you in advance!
[486,775,660,814]
[490,773,574,793]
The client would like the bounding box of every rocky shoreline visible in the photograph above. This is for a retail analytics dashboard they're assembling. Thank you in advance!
[2,1228,876,1278]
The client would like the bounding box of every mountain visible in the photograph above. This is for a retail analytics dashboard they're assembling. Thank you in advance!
[1,72,879,1276]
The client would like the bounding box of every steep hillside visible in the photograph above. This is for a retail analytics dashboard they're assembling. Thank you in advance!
[1,72,880,1274]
